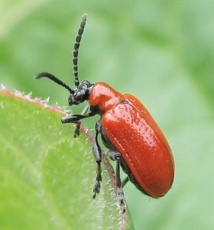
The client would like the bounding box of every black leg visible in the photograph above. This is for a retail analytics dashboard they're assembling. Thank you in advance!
[107,149,126,213]
[74,121,81,138]
[61,106,94,137]
[92,122,103,199]
[115,155,126,213]
[92,162,102,198]
[61,114,85,138]
[73,106,91,137]
[61,114,88,123]
[122,176,129,188]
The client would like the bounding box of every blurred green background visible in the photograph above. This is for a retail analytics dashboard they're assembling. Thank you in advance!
[1,0,214,229]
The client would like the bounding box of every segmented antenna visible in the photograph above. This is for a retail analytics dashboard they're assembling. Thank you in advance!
[73,14,87,87]
[36,72,74,94]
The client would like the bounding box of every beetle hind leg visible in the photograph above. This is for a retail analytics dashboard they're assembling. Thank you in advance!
[115,155,126,213]
[122,176,129,188]
[107,150,126,212]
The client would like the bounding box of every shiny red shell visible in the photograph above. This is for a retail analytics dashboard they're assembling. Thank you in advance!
[89,82,174,197]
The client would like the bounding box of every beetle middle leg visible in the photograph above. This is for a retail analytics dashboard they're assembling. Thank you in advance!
[92,121,103,198]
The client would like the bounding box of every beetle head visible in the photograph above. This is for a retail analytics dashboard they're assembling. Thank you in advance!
[35,72,92,106]
[68,80,92,105]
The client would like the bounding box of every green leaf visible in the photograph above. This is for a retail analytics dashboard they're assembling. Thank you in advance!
[0,89,134,230]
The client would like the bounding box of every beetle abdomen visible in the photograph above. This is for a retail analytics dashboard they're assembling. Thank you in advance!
[101,96,174,197]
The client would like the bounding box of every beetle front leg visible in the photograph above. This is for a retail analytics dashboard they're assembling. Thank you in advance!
[92,122,102,199]
[61,106,93,137]
[61,114,85,137]
[73,122,81,138]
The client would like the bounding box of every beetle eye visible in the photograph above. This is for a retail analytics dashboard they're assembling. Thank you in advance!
[68,94,75,105]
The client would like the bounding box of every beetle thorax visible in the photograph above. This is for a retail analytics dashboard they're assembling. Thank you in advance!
[89,82,122,113]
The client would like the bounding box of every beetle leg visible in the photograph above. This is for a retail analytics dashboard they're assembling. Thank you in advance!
[61,105,93,137]
[115,155,126,213]
[122,176,129,188]
[61,113,92,123]
[73,105,91,137]
[107,149,126,212]
[92,121,102,199]
[73,122,81,137]
[62,105,92,123]
[62,114,87,137]
[107,149,118,161]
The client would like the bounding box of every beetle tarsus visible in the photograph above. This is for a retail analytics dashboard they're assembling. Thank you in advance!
[74,122,81,137]
[115,155,126,212]
[92,162,102,198]
[117,187,126,214]
[92,181,101,199]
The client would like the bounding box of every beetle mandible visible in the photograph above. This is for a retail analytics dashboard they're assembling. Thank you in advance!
[36,14,174,213]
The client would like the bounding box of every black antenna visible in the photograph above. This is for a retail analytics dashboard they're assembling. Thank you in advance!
[36,72,74,94]
[73,14,87,87]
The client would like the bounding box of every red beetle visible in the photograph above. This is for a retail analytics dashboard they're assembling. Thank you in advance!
[36,14,174,212]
